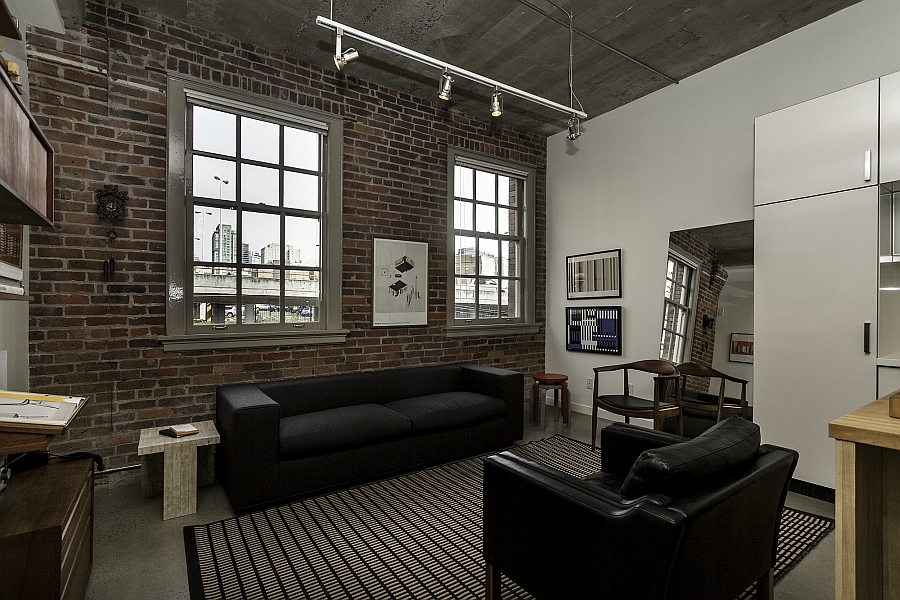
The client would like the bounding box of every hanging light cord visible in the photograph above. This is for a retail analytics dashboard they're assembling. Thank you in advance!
[545,0,584,115]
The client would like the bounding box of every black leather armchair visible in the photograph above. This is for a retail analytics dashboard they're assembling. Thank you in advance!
[483,418,798,600]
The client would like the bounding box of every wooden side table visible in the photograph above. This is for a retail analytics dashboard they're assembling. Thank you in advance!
[137,420,219,520]
[829,395,900,599]
[532,373,570,429]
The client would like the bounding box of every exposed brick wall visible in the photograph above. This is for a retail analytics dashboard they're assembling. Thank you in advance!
[668,230,727,393]
[24,1,547,468]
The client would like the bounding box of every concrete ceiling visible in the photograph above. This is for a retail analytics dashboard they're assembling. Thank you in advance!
[57,0,861,135]
[688,219,754,267]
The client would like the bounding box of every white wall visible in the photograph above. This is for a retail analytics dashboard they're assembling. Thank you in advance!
[709,266,753,405]
[546,0,900,432]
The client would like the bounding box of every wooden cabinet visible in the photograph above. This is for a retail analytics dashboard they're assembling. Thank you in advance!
[755,187,878,488]
[0,63,53,226]
[881,71,900,184]
[0,458,94,600]
[754,79,879,206]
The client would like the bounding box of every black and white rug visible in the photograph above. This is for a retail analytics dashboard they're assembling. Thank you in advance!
[184,435,833,600]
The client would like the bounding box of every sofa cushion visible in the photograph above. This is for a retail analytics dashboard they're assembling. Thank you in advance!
[620,417,760,499]
[260,372,378,418]
[384,392,506,432]
[279,403,412,459]
[374,365,463,404]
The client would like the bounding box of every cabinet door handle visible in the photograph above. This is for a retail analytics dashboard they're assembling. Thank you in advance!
[865,150,872,181]
[864,321,871,354]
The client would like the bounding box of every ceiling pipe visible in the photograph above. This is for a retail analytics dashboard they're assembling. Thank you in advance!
[315,15,588,120]
[516,0,679,86]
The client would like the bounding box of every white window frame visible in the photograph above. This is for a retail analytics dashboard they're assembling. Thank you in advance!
[660,247,700,363]
[162,77,347,351]
[446,148,540,337]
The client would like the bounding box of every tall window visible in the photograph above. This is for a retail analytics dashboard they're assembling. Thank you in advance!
[164,78,344,351]
[447,150,537,333]
[660,252,696,362]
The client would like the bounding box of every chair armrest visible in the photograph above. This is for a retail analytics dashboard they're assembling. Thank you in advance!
[457,363,524,440]
[600,422,685,478]
[216,384,281,511]
[483,452,685,600]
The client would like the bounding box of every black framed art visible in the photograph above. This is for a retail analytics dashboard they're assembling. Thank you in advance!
[566,249,621,299]
[566,306,622,354]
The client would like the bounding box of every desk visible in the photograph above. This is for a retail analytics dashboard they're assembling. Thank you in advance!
[829,395,900,600]
[137,421,219,520]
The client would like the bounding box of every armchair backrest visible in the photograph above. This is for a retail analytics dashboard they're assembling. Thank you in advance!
[594,359,680,399]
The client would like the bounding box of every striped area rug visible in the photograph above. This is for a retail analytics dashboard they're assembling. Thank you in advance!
[184,435,833,600]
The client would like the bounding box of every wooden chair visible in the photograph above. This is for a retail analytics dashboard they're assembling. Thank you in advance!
[675,362,748,424]
[592,360,682,449]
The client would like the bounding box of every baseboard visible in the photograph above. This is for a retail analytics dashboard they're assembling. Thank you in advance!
[789,478,835,503]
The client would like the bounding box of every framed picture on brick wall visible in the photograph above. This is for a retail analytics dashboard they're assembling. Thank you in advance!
[566,249,621,299]
[729,333,754,363]
[373,238,428,327]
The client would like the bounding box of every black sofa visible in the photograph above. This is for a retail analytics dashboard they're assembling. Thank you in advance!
[217,363,524,511]
[483,418,798,600]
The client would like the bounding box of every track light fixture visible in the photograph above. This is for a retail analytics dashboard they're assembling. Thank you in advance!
[438,67,453,101]
[333,28,360,72]
[490,86,503,117]
[567,115,581,140]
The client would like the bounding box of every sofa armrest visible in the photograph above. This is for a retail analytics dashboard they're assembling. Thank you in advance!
[483,452,685,600]
[216,384,281,511]
[457,363,524,441]
[600,422,685,478]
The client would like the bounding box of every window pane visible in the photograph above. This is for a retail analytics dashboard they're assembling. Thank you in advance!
[501,240,519,277]
[285,216,320,268]
[193,206,235,264]
[476,204,495,233]
[211,223,238,265]
[284,171,319,211]
[193,156,235,200]
[479,238,498,277]
[193,106,236,157]
[241,117,279,164]
[454,200,473,230]
[478,279,499,319]
[455,277,475,319]
[241,164,279,206]
[500,279,518,318]
[242,211,280,265]
[476,170,495,203]
[284,128,319,171]
[286,270,320,323]
[455,237,476,275]
[498,207,517,235]
[193,300,238,326]
[498,175,511,206]
[253,301,282,324]
[455,166,473,200]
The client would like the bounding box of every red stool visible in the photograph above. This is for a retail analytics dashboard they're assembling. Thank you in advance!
[532,373,570,430]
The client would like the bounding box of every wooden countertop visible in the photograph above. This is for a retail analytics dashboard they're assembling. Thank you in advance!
[829,394,900,451]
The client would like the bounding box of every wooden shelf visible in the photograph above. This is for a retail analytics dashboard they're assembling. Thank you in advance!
[0,0,21,40]
[0,61,53,226]
[0,292,31,301]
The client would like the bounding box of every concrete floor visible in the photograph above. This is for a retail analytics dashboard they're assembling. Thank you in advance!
[85,409,835,600]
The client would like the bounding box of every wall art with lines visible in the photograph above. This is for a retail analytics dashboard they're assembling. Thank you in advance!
[566,306,622,354]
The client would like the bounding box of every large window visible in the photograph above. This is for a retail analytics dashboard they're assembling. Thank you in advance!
[660,251,697,362]
[447,150,538,335]
[163,78,345,351]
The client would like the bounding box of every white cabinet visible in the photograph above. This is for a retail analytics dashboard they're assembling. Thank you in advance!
[755,187,878,488]
[754,79,879,206]
[881,71,900,184]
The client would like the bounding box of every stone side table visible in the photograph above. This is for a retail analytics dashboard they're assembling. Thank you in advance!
[137,420,220,520]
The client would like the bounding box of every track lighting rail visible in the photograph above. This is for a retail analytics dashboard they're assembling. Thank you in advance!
[315,16,588,120]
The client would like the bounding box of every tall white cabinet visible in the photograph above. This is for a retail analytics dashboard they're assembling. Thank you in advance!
[755,77,890,489]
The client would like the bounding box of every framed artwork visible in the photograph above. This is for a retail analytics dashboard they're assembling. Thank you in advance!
[373,238,428,327]
[0,223,23,282]
[566,306,622,354]
[567,249,621,299]
[729,333,754,363]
